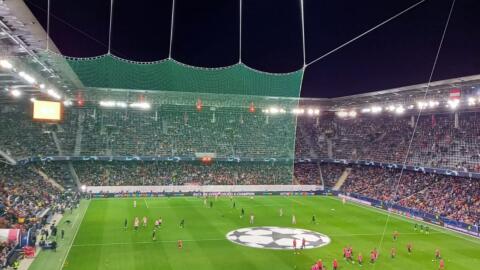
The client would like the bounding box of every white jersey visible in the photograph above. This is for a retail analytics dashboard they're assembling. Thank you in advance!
[279,208,283,217]
[292,215,296,224]
[133,200,137,208]
[249,215,254,224]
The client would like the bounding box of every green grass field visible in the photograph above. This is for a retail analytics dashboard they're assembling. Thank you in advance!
[30,196,479,270]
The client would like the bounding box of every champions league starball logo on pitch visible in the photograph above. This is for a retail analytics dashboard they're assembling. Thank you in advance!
[226,226,331,250]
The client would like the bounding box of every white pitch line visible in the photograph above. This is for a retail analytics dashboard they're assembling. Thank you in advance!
[144,198,149,209]
[60,200,90,269]
[70,213,79,228]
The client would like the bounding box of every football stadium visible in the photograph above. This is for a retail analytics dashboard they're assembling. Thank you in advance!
[0,0,479,269]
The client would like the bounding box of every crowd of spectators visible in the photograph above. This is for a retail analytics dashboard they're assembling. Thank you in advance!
[342,165,480,225]
[0,110,58,159]
[37,162,75,189]
[298,112,480,172]
[320,164,345,188]
[294,163,321,185]
[294,163,345,187]
[0,163,66,266]
[2,105,480,173]
[67,107,296,158]
[74,161,293,186]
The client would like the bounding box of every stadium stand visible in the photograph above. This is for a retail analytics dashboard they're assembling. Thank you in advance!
[0,110,58,159]
[49,107,295,159]
[298,112,480,172]
[36,162,75,189]
[74,161,293,186]
[341,165,480,225]
[3,105,480,173]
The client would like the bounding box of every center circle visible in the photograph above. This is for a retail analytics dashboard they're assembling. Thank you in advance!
[226,226,331,250]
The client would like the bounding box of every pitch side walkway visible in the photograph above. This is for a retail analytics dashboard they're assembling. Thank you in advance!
[26,200,90,270]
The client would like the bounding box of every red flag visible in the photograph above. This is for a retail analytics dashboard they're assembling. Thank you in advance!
[76,91,84,106]
[249,102,255,113]
[196,98,203,112]
[449,88,461,100]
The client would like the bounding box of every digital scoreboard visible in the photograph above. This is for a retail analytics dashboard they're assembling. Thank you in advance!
[33,100,63,121]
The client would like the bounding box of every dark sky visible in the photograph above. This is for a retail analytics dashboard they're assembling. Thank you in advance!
[25,0,480,98]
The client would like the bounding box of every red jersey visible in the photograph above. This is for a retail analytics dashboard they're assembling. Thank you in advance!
[293,239,297,247]
[439,259,445,269]
[317,260,323,269]
[358,254,363,262]
[333,259,338,267]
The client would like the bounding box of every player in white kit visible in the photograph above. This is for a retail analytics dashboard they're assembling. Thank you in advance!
[134,217,139,231]
[292,214,296,225]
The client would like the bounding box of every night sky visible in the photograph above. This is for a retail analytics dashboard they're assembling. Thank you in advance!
[25,0,480,98]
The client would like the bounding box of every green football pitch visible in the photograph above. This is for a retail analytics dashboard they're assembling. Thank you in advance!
[30,196,479,270]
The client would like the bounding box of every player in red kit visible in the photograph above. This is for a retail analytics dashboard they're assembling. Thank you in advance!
[332,259,338,270]
[301,238,306,250]
[343,247,347,258]
[316,259,324,270]
[345,248,352,261]
[439,258,445,269]
[357,253,363,265]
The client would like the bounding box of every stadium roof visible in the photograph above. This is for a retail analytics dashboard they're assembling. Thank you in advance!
[0,1,479,109]
[0,0,81,104]
[325,74,480,110]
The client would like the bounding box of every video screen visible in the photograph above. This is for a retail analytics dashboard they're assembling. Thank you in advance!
[33,100,62,121]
